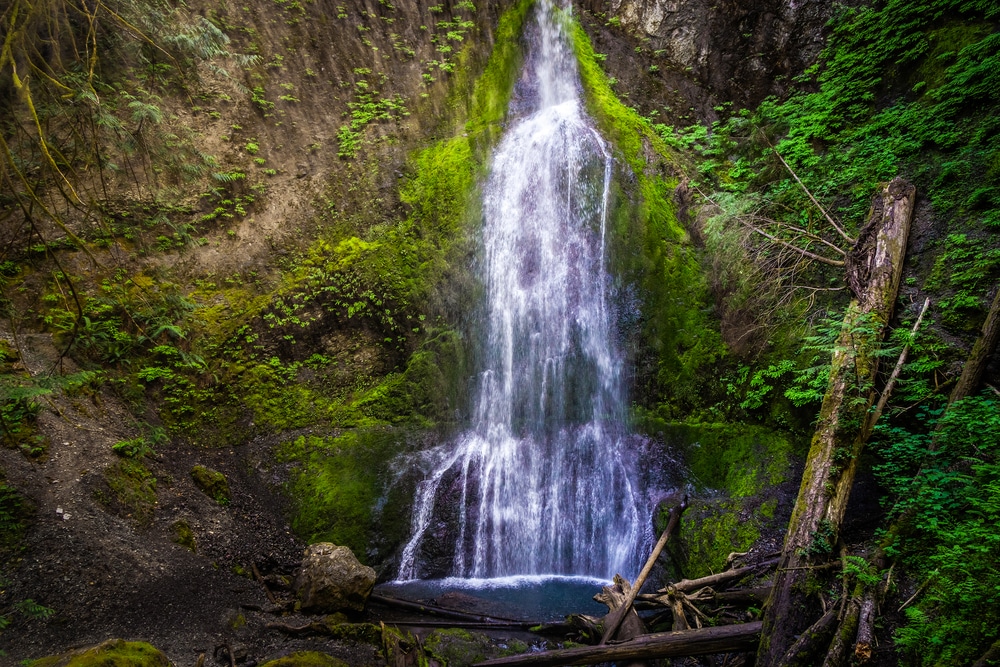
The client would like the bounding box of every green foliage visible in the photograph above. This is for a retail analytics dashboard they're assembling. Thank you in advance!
[111,427,165,459]
[873,394,1000,664]
[1,369,101,457]
[259,652,348,667]
[336,71,410,158]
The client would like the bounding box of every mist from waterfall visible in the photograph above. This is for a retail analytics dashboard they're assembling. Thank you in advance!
[397,0,645,581]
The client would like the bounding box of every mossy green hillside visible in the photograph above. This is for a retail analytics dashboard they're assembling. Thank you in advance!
[669,497,774,579]
[569,16,726,415]
[643,418,796,577]
[271,0,536,556]
[275,429,423,563]
[28,640,170,667]
[644,419,797,497]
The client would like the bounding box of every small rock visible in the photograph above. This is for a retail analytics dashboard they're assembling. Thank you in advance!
[191,465,231,505]
[294,543,375,613]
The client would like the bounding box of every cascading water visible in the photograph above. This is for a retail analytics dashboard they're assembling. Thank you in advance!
[397,0,646,581]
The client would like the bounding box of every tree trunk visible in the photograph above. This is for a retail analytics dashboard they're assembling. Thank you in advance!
[757,178,915,666]
[474,622,763,667]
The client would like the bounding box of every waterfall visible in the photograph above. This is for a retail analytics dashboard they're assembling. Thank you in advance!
[397,0,645,581]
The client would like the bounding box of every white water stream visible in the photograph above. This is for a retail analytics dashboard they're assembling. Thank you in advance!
[397,0,645,581]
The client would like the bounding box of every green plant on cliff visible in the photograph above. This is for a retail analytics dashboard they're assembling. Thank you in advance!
[873,393,1000,665]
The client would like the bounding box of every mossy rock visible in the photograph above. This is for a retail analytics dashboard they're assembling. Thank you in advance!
[172,518,196,552]
[259,652,348,667]
[29,639,170,667]
[101,459,157,525]
[318,619,383,645]
[424,628,499,666]
[191,465,231,504]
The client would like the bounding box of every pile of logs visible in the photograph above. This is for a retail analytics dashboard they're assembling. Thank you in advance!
[475,498,780,667]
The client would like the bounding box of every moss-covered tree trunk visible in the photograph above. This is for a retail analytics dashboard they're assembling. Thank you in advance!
[756,178,915,666]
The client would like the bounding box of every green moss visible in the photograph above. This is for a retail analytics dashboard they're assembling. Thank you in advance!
[171,518,197,552]
[190,465,231,504]
[670,498,762,579]
[424,628,498,666]
[318,620,383,644]
[275,428,417,560]
[259,652,349,667]
[569,16,727,414]
[642,419,796,498]
[101,460,157,525]
[28,640,170,667]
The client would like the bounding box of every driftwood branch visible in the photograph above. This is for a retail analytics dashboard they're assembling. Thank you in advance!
[765,139,855,245]
[474,622,762,667]
[599,497,687,644]
[665,557,779,594]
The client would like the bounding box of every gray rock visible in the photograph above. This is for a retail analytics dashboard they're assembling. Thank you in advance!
[294,543,375,613]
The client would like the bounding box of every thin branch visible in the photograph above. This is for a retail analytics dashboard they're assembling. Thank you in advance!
[742,220,845,267]
[759,132,856,244]
[866,297,931,436]
[749,215,848,256]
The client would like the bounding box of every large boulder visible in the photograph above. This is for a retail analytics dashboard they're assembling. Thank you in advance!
[294,543,375,613]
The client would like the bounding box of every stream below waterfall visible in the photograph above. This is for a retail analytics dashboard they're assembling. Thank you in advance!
[396,0,653,583]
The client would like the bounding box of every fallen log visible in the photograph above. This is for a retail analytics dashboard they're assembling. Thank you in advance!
[598,497,687,645]
[778,607,839,667]
[757,178,915,666]
[473,622,762,667]
[369,594,522,624]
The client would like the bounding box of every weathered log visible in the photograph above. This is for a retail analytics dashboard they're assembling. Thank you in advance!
[949,287,1000,407]
[711,586,772,605]
[757,178,915,667]
[972,638,1000,667]
[369,594,520,624]
[599,498,687,644]
[853,589,878,664]
[474,622,763,667]
[822,596,861,667]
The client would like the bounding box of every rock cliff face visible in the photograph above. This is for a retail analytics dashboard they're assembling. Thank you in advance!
[577,0,837,121]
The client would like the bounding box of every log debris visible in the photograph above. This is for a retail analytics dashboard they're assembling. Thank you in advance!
[598,497,687,645]
[474,622,763,667]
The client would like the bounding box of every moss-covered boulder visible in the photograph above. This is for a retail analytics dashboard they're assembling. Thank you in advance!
[424,628,502,666]
[260,652,348,667]
[29,640,170,667]
[172,518,197,552]
[190,465,231,504]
